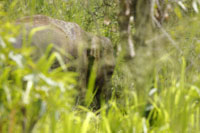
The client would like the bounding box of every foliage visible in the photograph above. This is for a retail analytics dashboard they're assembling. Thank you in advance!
[0,0,200,133]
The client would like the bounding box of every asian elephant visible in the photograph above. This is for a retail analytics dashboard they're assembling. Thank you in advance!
[14,15,115,109]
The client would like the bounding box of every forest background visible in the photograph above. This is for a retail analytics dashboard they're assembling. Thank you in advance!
[1,0,200,132]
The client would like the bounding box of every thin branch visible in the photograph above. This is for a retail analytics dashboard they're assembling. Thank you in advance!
[128,16,135,57]
[152,16,182,54]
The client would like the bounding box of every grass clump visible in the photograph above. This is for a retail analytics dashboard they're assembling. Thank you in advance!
[0,0,200,133]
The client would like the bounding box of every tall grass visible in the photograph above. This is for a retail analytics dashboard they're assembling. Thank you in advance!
[0,0,200,132]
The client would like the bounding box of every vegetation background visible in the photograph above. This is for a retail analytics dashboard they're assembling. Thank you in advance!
[1,0,200,132]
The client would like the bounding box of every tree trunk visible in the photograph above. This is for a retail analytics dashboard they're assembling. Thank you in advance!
[118,0,156,102]
[133,0,154,47]
[118,0,135,58]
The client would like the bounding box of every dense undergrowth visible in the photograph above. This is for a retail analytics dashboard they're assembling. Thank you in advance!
[0,0,200,132]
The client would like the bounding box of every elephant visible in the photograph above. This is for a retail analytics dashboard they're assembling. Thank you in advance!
[13,15,115,109]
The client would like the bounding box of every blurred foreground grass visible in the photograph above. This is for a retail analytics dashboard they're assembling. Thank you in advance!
[0,0,200,133]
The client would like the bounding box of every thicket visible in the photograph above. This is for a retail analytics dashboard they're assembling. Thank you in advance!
[1,0,200,132]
